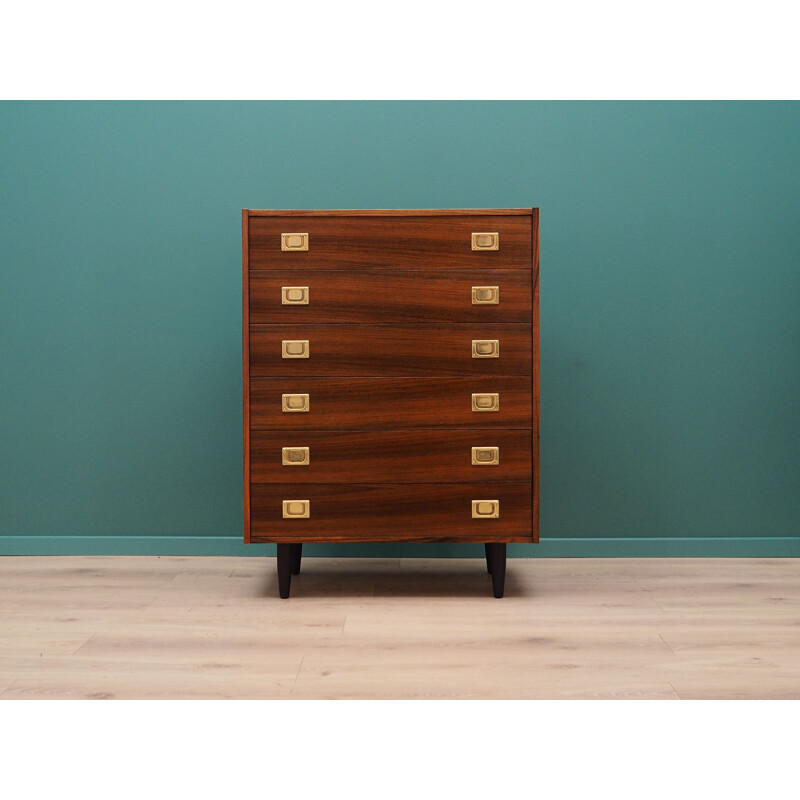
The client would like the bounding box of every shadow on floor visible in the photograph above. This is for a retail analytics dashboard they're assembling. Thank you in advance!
[257,561,528,599]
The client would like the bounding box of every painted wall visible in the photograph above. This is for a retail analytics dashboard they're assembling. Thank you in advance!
[2,101,799,557]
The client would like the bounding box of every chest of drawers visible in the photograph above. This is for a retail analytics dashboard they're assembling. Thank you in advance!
[242,209,539,598]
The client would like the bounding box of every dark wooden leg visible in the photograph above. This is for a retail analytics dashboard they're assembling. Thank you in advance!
[290,543,303,575]
[277,544,292,599]
[484,543,493,573]
[486,543,506,598]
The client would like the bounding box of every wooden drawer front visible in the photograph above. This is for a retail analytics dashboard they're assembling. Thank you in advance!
[250,377,532,430]
[250,270,531,323]
[250,324,532,377]
[248,216,531,271]
[251,429,531,484]
[250,483,533,543]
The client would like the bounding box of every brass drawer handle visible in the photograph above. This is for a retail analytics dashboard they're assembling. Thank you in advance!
[472,447,499,465]
[471,232,499,250]
[282,393,309,412]
[282,340,309,358]
[472,393,499,412]
[281,233,309,251]
[282,447,310,466]
[472,286,499,305]
[472,500,499,518]
[282,286,309,305]
[283,500,310,518]
[472,340,499,358]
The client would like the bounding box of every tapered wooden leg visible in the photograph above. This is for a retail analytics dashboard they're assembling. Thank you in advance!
[290,543,303,575]
[277,544,292,599]
[486,543,506,598]
[484,543,493,573]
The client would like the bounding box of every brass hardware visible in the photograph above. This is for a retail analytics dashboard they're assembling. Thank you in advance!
[472,500,500,518]
[472,447,499,466]
[281,233,308,251]
[472,340,499,358]
[472,393,499,412]
[283,500,310,518]
[472,286,499,305]
[282,393,309,413]
[471,232,499,250]
[282,447,310,466]
[282,340,309,358]
[282,286,309,305]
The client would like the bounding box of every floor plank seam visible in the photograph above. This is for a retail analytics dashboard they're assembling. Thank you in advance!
[625,573,670,615]
[71,632,98,656]
[643,591,669,615]
[658,634,678,656]
[290,657,305,695]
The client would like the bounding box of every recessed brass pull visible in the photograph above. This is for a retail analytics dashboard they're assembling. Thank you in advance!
[472,340,499,358]
[282,286,309,305]
[472,447,499,465]
[472,286,499,305]
[283,500,310,518]
[282,393,309,413]
[282,447,310,466]
[471,232,499,250]
[282,340,309,358]
[281,233,308,251]
[472,500,500,518]
[471,393,499,412]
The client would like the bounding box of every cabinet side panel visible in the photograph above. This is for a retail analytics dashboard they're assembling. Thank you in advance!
[532,208,540,543]
[243,209,251,542]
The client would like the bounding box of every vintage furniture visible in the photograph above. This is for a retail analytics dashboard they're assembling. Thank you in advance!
[242,209,539,597]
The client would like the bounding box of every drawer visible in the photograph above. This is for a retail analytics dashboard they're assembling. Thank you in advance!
[248,215,532,271]
[249,270,531,323]
[250,429,531,484]
[250,377,532,430]
[250,323,532,377]
[249,483,533,543]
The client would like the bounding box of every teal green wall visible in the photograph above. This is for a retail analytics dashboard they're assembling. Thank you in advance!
[2,101,799,558]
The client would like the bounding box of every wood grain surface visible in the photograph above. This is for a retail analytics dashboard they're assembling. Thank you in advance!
[3,556,800,699]
[242,209,251,541]
[248,215,531,270]
[249,377,533,430]
[243,209,538,555]
[249,269,531,323]
[250,429,532,483]
[246,209,534,216]
[532,208,539,544]
[250,483,533,542]
[249,323,532,377]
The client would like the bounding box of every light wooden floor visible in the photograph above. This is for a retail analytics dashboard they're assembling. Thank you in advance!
[1,556,799,699]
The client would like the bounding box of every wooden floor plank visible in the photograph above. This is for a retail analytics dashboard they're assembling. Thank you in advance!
[0,668,304,700]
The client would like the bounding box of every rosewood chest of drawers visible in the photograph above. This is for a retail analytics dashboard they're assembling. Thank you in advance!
[242,208,539,598]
